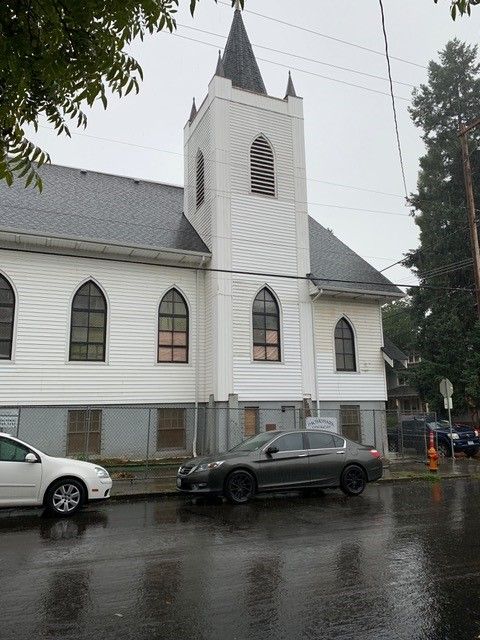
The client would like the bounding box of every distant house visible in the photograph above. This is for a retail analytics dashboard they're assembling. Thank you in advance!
[382,337,427,415]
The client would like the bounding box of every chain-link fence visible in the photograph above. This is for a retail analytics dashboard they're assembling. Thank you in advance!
[0,403,419,482]
[386,411,439,460]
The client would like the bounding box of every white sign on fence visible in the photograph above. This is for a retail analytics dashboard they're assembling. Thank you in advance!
[0,412,19,434]
[305,416,338,433]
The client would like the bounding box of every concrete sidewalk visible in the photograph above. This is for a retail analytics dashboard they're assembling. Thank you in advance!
[108,457,480,499]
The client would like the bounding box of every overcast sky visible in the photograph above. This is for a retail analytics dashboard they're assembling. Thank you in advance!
[26,0,480,288]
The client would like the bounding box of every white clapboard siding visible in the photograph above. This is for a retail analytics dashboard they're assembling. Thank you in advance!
[314,297,387,401]
[232,276,303,401]
[0,251,204,405]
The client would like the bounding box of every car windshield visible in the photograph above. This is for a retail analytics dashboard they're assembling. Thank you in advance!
[230,432,277,452]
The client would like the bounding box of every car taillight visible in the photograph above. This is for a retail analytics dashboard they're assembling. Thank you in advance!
[369,449,381,459]
[475,430,479,437]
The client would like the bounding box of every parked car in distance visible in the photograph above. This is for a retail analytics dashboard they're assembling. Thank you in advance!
[389,417,480,458]
[177,429,382,504]
[0,432,112,516]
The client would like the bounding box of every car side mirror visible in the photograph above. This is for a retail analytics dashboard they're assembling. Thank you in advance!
[266,445,279,456]
[25,452,38,463]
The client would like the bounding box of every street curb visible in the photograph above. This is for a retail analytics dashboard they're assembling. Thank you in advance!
[107,472,476,500]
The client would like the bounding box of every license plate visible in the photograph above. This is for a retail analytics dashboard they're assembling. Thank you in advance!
[468,441,474,446]
[176,478,182,488]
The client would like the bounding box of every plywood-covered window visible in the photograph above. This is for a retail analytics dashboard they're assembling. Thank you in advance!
[252,287,281,361]
[334,318,356,372]
[244,407,259,437]
[196,150,205,209]
[67,409,102,456]
[250,135,275,197]
[0,274,15,360]
[340,405,361,443]
[158,289,189,363]
[157,408,186,449]
[69,281,107,361]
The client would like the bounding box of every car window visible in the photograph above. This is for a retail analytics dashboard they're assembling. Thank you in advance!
[308,432,335,449]
[332,435,345,447]
[274,433,304,452]
[0,438,29,462]
[231,432,277,452]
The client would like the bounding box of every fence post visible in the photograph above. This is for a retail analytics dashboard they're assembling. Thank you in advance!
[16,407,21,438]
[145,407,152,483]
[85,406,91,460]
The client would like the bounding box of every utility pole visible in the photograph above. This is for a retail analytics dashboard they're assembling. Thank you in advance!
[459,117,480,318]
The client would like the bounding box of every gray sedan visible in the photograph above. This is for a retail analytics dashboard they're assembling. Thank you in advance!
[177,430,383,504]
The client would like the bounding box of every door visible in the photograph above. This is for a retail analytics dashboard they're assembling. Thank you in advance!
[306,431,346,486]
[0,437,42,506]
[255,432,310,490]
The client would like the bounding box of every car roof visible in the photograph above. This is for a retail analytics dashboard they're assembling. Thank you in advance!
[0,432,14,438]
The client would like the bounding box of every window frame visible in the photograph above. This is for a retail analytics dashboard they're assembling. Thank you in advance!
[250,134,276,198]
[0,273,15,362]
[66,409,102,456]
[340,405,361,442]
[157,288,189,364]
[334,317,357,373]
[252,287,281,363]
[69,280,108,363]
[157,408,186,450]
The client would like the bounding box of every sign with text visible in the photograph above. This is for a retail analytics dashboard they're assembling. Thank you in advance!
[305,416,338,433]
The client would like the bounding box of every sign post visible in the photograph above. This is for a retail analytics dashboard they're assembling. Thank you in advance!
[439,378,454,459]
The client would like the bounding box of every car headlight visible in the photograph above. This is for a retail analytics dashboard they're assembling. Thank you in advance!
[95,466,110,478]
[196,461,225,472]
[448,433,460,440]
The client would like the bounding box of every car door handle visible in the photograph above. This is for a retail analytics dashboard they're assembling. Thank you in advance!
[336,451,346,455]
[298,453,308,457]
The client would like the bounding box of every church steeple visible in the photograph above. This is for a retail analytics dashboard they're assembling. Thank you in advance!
[222,5,266,95]
[189,97,197,123]
[284,71,297,99]
[215,50,225,77]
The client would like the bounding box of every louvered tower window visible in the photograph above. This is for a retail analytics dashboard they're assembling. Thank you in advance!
[196,150,205,209]
[250,135,275,197]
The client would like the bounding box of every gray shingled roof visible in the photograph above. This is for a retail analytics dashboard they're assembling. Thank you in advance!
[382,336,408,365]
[0,164,209,254]
[222,9,267,95]
[309,216,402,297]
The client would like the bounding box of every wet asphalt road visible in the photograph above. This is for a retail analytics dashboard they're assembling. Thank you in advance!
[1,480,480,640]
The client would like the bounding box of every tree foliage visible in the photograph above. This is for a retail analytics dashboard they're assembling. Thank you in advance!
[382,299,418,354]
[0,0,242,190]
[434,0,480,19]
[405,39,480,417]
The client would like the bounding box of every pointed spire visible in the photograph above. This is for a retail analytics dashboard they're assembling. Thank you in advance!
[189,97,197,123]
[222,8,266,95]
[215,50,225,77]
[284,71,298,99]
[234,0,242,9]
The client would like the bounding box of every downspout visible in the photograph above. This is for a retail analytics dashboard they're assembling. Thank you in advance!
[311,289,323,417]
[193,256,207,458]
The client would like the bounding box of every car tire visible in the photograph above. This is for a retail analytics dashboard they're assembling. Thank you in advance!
[224,470,256,505]
[45,478,85,517]
[340,465,367,497]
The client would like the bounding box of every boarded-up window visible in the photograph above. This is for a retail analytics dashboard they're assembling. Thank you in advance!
[158,289,189,363]
[0,274,15,360]
[67,410,102,456]
[157,408,186,449]
[340,405,361,442]
[250,135,275,197]
[244,407,259,437]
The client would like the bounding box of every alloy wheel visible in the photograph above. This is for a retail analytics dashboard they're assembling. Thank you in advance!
[227,472,254,503]
[52,484,81,514]
[343,468,365,494]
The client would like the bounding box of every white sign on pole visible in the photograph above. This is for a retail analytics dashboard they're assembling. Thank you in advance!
[305,416,338,433]
[439,378,453,398]
[444,397,453,410]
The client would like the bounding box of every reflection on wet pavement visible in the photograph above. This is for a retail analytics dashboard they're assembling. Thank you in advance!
[1,480,480,640]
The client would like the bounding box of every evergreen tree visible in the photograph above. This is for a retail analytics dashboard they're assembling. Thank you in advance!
[406,39,480,417]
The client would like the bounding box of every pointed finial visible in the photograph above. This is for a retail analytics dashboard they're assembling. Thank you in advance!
[234,0,242,11]
[215,50,225,77]
[284,71,297,99]
[189,97,197,123]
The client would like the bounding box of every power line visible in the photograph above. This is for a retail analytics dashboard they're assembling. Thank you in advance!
[177,23,415,88]
[168,32,410,102]
[217,1,428,70]
[378,0,409,200]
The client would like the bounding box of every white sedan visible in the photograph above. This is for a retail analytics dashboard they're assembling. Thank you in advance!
[0,432,112,516]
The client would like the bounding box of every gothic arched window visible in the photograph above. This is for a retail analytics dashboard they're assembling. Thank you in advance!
[69,281,107,361]
[196,150,205,209]
[250,135,275,197]
[252,287,280,361]
[334,318,356,372]
[0,274,15,360]
[158,289,189,363]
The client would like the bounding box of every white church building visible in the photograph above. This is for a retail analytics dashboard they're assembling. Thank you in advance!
[0,8,402,458]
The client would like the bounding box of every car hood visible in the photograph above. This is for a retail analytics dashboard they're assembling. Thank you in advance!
[45,455,102,472]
